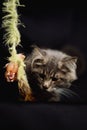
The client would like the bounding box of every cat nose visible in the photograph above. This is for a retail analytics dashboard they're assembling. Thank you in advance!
[43,81,51,89]
[43,85,48,89]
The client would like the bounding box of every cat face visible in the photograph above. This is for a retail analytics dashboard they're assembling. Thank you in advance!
[32,61,77,92]
[26,46,77,92]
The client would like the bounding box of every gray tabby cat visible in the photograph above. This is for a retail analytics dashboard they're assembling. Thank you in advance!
[24,46,78,102]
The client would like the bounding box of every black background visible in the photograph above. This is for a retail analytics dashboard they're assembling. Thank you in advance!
[0,0,87,129]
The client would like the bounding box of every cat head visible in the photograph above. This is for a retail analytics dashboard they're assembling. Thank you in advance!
[30,46,78,92]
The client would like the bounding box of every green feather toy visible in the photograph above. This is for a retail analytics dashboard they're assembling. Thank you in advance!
[2,0,33,101]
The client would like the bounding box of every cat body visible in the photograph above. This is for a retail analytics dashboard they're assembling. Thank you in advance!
[24,46,78,102]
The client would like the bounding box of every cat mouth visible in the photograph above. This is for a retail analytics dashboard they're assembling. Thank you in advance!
[45,87,56,92]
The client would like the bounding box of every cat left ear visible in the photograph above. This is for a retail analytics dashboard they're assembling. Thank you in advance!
[61,56,78,70]
[62,56,78,63]
[58,56,77,69]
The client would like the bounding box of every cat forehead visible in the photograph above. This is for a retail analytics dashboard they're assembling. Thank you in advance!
[31,47,69,62]
[43,63,58,72]
[42,49,68,59]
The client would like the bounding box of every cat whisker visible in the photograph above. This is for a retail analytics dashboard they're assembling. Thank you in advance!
[71,84,79,88]
[56,88,80,102]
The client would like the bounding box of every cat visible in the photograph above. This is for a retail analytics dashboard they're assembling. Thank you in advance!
[24,45,78,102]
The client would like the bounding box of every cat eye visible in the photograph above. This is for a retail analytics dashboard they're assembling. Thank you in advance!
[61,66,70,74]
[61,70,67,74]
[39,74,45,79]
[51,77,58,81]
[58,78,64,81]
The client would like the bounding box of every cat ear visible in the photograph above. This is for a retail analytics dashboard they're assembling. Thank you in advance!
[58,56,77,69]
[62,56,77,63]
[32,57,45,67]
[61,56,78,69]
[31,46,46,70]
[32,45,44,57]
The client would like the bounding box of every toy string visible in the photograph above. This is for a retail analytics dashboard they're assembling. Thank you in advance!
[2,0,33,101]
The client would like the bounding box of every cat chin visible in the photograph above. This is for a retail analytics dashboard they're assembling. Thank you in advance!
[46,87,57,92]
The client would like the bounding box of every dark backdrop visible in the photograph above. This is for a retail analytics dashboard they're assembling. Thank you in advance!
[0,0,87,102]
[0,0,87,130]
